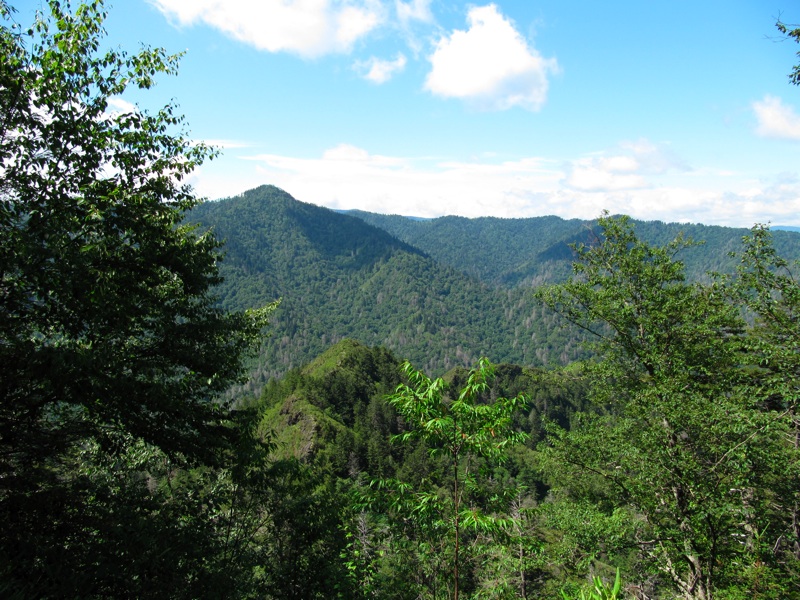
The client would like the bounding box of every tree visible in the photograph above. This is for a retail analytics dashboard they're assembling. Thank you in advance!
[535,214,791,599]
[0,0,275,595]
[352,358,529,600]
[777,19,800,86]
[726,225,800,577]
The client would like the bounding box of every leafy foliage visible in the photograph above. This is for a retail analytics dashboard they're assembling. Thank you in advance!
[535,214,800,599]
[0,1,275,595]
[349,358,529,599]
[561,569,622,600]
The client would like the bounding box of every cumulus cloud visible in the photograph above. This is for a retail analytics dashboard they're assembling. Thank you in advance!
[148,0,385,57]
[424,4,558,111]
[565,140,689,192]
[566,159,646,192]
[753,95,800,140]
[241,144,561,216]
[395,0,432,24]
[354,53,407,83]
[187,142,800,227]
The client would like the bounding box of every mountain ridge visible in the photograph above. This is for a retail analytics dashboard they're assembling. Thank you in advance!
[345,208,800,287]
[189,186,581,392]
[190,185,800,395]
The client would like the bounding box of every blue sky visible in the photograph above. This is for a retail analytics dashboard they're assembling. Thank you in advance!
[15,0,800,226]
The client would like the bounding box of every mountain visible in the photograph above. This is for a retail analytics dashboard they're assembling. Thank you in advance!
[189,186,581,392]
[256,338,589,482]
[191,186,800,395]
[345,210,800,287]
[343,210,586,286]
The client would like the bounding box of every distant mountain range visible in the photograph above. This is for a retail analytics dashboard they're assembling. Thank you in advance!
[190,185,800,394]
[344,209,800,287]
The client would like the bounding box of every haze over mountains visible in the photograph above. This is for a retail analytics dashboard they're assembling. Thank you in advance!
[189,185,800,393]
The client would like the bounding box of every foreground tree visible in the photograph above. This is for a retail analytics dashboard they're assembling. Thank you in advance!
[0,1,275,595]
[535,215,795,599]
[726,225,800,579]
[349,359,529,599]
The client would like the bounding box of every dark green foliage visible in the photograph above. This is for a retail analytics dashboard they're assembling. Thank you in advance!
[0,1,274,596]
[190,185,588,388]
[535,215,800,599]
[253,340,601,598]
[723,225,800,590]
[345,210,588,287]
[192,186,800,399]
[348,209,800,289]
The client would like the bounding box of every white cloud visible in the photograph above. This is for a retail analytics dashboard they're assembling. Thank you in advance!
[395,0,432,24]
[753,95,800,140]
[565,140,689,192]
[566,161,647,192]
[148,0,385,57]
[424,4,558,111]
[240,144,562,216]
[182,140,800,228]
[354,53,407,83]
[106,97,137,115]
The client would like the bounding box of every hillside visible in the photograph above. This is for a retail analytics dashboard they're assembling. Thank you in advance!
[191,186,800,395]
[344,210,587,286]
[257,338,589,484]
[346,209,800,287]
[189,186,582,391]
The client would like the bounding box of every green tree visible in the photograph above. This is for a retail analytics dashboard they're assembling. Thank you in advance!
[535,214,790,599]
[355,358,528,600]
[725,225,800,584]
[777,19,800,86]
[0,1,275,595]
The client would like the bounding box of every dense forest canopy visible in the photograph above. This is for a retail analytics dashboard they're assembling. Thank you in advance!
[190,184,800,394]
[3,1,800,599]
[189,185,592,385]
[0,1,275,595]
[346,209,800,288]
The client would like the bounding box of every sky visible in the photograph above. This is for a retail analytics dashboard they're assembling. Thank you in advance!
[13,0,800,226]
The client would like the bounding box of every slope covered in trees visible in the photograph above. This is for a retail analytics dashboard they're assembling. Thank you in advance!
[7,1,800,598]
[346,209,800,288]
[191,185,800,392]
[253,339,595,598]
[190,185,585,387]
[247,213,800,599]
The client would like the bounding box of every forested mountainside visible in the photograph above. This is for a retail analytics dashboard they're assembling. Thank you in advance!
[189,186,585,387]
[344,210,587,286]
[346,209,800,287]
[249,215,800,600]
[258,338,588,477]
[192,185,800,389]
[251,339,597,598]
